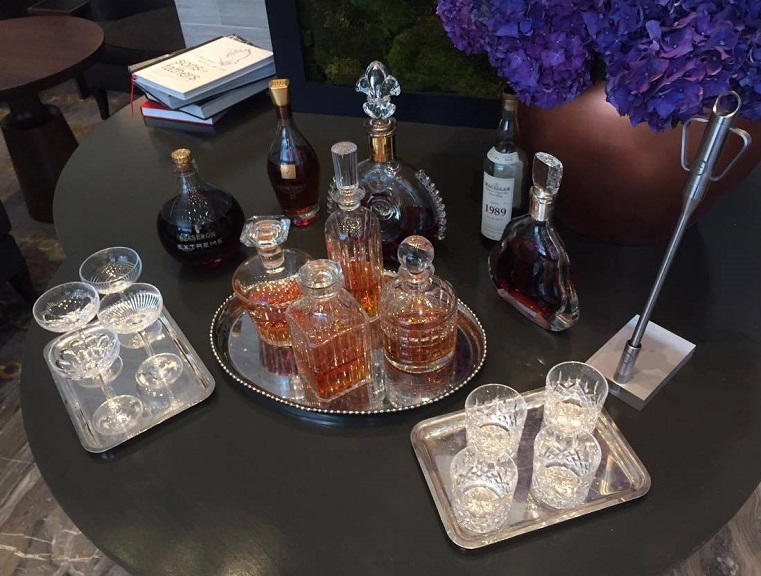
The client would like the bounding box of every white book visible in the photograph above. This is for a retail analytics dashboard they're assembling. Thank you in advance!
[133,36,274,101]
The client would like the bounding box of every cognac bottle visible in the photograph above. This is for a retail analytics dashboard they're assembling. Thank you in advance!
[267,79,320,227]
[481,90,528,245]
[324,141,383,319]
[157,148,245,268]
[487,152,580,331]
[285,260,373,401]
[329,61,447,261]
[232,216,311,374]
[379,236,458,408]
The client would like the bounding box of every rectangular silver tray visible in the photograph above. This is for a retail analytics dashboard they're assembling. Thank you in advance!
[44,308,215,453]
[410,388,651,549]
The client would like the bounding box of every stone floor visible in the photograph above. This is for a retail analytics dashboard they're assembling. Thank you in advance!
[1,81,760,576]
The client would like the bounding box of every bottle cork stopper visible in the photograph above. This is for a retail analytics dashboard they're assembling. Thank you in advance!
[269,79,290,107]
[171,148,192,166]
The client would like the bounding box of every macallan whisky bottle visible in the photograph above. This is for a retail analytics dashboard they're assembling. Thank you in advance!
[267,79,320,227]
[481,90,528,245]
[379,236,458,408]
[157,149,245,267]
[328,61,446,261]
[487,152,580,332]
[232,216,311,374]
[285,260,373,401]
[324,141,383,319]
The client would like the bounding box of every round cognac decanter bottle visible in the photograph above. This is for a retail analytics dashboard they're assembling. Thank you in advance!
[379,236,458,408]
[285,259,373,402]
[232,216,311,375]
[157,148,245,268]
[267,79,321,227]
[487,152,580,331]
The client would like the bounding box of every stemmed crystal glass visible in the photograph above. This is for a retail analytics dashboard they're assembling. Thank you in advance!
[97,283,183,401]
[33,282,144,435]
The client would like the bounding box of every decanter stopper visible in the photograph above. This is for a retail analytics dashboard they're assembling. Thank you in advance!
[330,141,365,209]
[398,235,434,280]
[240,216,290,270]
[356,61,400,121]
[533,152,563,197]
[296,259,344,298]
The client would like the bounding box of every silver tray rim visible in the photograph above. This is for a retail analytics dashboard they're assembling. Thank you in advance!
[45,307,216,453]
[410,387,652,549]
[209,293,488,416]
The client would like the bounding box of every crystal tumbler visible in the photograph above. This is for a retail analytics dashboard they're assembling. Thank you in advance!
[465,384,527,458]
[544,361,608,433]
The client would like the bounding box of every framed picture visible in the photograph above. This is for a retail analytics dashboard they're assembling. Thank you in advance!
[264,0,501,128]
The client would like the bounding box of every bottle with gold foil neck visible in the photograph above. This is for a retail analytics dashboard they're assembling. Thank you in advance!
[329,61,447,261]
[266,79,321,227]
[157,148,245,267]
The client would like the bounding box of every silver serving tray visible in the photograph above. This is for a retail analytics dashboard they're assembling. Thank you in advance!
[45,308,215,453]
[210,294,487,415]
[411,387,651,549]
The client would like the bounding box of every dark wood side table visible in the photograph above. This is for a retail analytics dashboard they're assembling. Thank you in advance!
[0,16,103,223]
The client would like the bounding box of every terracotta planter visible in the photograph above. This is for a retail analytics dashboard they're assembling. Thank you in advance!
[519,82,761,245]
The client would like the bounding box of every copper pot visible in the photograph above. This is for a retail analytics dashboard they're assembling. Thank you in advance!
[519,81,761,245]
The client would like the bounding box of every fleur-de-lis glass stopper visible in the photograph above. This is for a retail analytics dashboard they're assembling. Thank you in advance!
[355,61,401,121]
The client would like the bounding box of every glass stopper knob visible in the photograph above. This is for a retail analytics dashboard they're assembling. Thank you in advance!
[297,259,344,293]
[532,152,563,194]
[397,235,434,275]
[240,215,291,249]
[356,61,401,121]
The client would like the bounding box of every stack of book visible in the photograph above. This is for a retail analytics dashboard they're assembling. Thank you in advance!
[132,35,275,132]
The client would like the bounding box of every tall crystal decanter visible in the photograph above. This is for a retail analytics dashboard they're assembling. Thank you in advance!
[286,260,373,401]
[267,79,321,227]
[157,148,245,267]
[481,89,528,244]
[328,61,446,261]
[379,236,458,408]
[324,141,383,320]
[232,216,311,374]
[487,152,580,332]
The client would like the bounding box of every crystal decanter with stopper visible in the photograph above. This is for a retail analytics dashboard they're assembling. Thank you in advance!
[329,61,446,261]
[379,236,458,408]
[481,89,529,245]
[487,152,580,331]
[267,79,321,227]
[157,148,245,268]
[232,216,311,375]
[285,259,373,402]
[324,141,383,320]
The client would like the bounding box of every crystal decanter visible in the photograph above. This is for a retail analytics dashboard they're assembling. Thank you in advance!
[329,61,446,261]
[379,236,458,408]
[324,141,383,320]
[285,260,373,402]
[487,152,580,332]
[232,216,311,374]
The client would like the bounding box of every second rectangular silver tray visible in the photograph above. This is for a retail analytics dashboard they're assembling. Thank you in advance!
[411,388,651,549]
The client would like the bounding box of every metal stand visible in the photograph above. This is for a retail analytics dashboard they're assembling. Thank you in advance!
[588,91,751,410]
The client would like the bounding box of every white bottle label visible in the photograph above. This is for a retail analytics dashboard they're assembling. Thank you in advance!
[481,173,515,241]
[487,148,519,165]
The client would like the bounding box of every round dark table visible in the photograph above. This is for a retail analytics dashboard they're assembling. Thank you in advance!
[22,96,761,576]
[0,16,103,222]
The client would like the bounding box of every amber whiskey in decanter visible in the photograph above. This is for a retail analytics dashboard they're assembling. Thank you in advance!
[487,152,580,332]
[286,260,373,401]
[379,236,458,408]
[157,148,245,267]
[481,90,528,245]
[267,79,320,227]
[328,61,447,261]
[232,216,311,374]
[324,141,383,319]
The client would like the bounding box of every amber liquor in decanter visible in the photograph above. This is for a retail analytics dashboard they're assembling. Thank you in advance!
[487,152,580,331]
[286,260,373,401]
[329,61,447,261]
[267,79,320,227]
[157,148,245,268]
[232,216,311,374]
[324,141,384,320]
[379,236,458,408]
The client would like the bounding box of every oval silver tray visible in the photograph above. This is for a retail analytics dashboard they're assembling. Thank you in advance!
[210,294,487,415]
